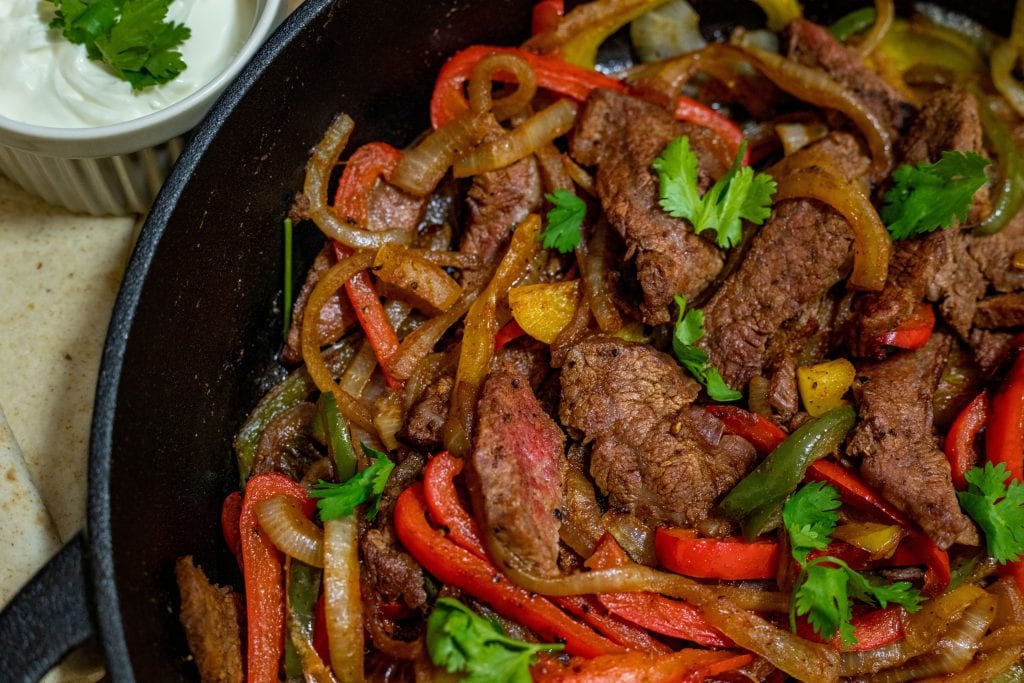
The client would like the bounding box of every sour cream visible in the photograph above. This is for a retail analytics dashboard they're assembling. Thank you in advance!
[0,0,255,128]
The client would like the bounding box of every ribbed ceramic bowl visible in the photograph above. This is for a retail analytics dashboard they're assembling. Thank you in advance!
[0,0,288,216]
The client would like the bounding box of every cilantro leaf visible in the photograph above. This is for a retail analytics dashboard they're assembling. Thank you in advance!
[784,483,922,647]
[309,444,394,521]
[48,0,191,90]
[793,560,855,647]
[957,462,1024,564]
[653,137,777,249]
[672,295,741,401]
[881,151,991,240]
[783,482,841,563]
[541,189,585,254]
[427,597,562,682]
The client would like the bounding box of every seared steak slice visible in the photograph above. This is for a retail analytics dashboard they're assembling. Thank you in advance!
[176,556,244,683]
[785,18,911,134]
[399,374,453,450]
[569,89,729,323]
[969,210,1024,296]
[459,152,543,290]
[700,134,867,392]
[560,338,757,526]
[468,370,566,576]
[361,527,427,609]
[366,180,427,234]
[974,293,1024,329]
[848,334,975,549]
[852,87,987,355]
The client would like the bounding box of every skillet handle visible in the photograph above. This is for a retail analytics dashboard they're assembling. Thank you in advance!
[0,532,96,683]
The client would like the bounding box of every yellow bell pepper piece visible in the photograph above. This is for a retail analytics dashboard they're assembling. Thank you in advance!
[509,280,580,344]
[797,358,855,417]
[832,522,904,560]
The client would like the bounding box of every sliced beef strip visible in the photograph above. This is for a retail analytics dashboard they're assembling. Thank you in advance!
[398,374,452,451]
[847,334,975,549]
[969,328,1016,373]
[569,89,730,324]
[176,556,244,683]
[974,293,1024,329]
[468,369,566,577]
[850,87,987,357]
[700,134,868,393]
[459,151,543,290]
[560,338,757,527]
[282,244,358,364]
[366,180,427,234]
[785,18,912,134]
[968,210,1024,295]
[361,527,427,609]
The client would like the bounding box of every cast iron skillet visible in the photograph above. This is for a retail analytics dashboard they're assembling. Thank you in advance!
[0,0,1014,680]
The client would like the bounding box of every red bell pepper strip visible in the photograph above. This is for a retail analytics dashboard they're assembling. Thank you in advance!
[986,346,1024,483]
[532,0,564,35]
[332,142,403,224]
[422,452,488,556]
[430,45,625,128]
[495,318,528,351]
[674,97,747,163]
[945,390,989,490]
[532,650,748,683]
[240,473,315,683]
[331,242,403,390]
[876,303,936,350]
[555,595,672,654]
[395,483,624,658]
[588,534,732,648]
[655,527,780,580]
[312,592,331,665]
[795,606,905,652]
[423,453,667,653]
[221,491,243,568]
[705,405,786,456]
[329,142,405,390]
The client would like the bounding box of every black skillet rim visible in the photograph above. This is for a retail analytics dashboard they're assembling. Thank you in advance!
[87,0,336,676]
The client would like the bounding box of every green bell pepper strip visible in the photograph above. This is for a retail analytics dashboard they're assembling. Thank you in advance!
[315,392,357,482]
[234,337,358,483]
[829,7,876,41]
[284,559,322,681]
[974,89,1024,236]
[718,405,857,533]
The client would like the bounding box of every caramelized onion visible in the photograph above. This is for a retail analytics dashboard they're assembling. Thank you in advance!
[373,391,404,451]
[840,584,985,676]
[373,244,462,315]
[444,215,542,455]
[775,122,829,157]
[560,465,606,557]
[582,220,623,332]
[256,495,324,568]
[601,511,656,566]
[390,113,492,197]
[340,340,377,399]
[992,0,1024,118]
[467,53,538,121]
[390,294,476,380]
[323,517,363,681]
[857,0,894,56]
[304,114,411,249]
[862,593,995,682]
[454,99,579,177]
[300,252,377,432]
[498,564,838,682]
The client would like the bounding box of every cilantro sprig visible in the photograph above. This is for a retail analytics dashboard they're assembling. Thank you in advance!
[427,597,563,683]
[653,137,776,249]
[672,295,741,401]
[783,483,922,647]
[309,444,394,521]
[956,462,1024,564]
[49,0,191,90]
[541,189,585,254]
[881,151,991,240]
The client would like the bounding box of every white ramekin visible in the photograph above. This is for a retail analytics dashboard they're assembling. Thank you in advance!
[0,0,288,216]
